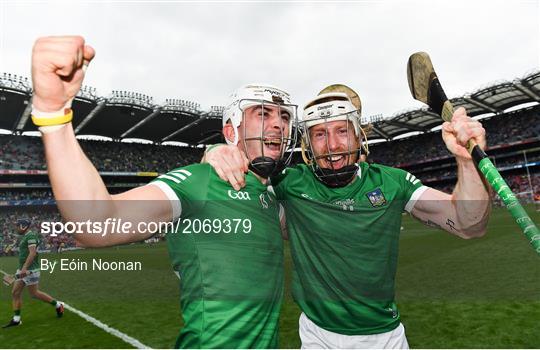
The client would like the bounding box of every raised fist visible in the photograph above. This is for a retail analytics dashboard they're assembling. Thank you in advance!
[31,36,95,112]
[442,107,486,160]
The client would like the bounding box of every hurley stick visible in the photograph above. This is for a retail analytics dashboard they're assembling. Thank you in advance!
[407,51,540,255]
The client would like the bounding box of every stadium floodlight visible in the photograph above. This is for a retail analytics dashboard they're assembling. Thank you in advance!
[407,51,540,255]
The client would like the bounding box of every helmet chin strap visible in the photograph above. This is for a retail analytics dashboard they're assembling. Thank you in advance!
[229,129,285,179]
[249,157,286,179]
[315,163,358,188]
[312,148,361,188]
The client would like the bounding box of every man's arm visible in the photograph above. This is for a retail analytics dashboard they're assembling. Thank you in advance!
[42,124,172,247]
[410,107,491,239]
[33,36,172,247]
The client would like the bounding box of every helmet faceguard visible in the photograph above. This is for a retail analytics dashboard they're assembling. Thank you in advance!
[223,84,298,178]
[301,92,365,187]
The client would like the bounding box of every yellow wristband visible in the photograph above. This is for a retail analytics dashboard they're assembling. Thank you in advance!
[31,109,73,127]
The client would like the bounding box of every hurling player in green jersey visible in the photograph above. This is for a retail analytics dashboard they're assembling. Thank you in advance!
[206,88,491,348]
[3,219,64,328]
[30,36,297,348]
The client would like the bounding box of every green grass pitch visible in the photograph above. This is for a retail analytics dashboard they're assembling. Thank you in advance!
[1,206,538,348]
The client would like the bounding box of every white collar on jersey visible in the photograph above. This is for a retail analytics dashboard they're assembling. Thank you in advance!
[356,163,362,179]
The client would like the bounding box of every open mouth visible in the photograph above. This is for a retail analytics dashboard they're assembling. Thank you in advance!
[323,154,347,169]
[263,138,283,153]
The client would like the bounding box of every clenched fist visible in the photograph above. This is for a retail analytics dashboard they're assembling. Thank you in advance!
[442,107,487,160]
[31,36,95,113]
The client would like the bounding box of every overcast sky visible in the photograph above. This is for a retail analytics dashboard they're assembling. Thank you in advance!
[0,0,538,119]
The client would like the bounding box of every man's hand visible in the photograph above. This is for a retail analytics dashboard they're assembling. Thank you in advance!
[205,145,249,190]
[32,36,95,112]
[442,107,486,160]
[17,269,28,279]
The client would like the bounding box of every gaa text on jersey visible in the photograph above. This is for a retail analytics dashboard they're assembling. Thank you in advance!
[228,190,251,200]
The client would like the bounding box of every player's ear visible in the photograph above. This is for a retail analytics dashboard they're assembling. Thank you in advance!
[222,123,235,143]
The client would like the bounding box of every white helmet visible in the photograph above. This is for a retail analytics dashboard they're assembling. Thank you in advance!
[301,92,363,188]
[302,92,361,135]
[223,84,295,145]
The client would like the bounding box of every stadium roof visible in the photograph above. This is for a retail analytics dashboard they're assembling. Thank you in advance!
[364,70,540,141]
[1,70,539,145]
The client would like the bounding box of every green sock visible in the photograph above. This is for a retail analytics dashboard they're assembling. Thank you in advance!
[50,300,57,306]
[13,310,21,322]
[14,310,20,316]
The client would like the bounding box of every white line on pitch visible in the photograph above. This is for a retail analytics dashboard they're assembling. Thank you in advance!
[62,303,150,349]
[0,268,150,349]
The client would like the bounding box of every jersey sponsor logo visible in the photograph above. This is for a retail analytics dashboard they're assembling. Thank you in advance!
[386,306,398,319]
[366,188,387,207]
[228,190,251,200]
[405,172,420,185]
[259,192,273,209]
[333,198,355,211]
[301,193,314,200]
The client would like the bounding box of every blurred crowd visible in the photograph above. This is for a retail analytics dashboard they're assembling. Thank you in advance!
[82,140,203,172]
[484,107,540,145]
[505,173,540,196]
[0,107,537,172]
[0,189,53,201]
[430,172,540,199]
[0,135,203,173]
[368,107,540,167]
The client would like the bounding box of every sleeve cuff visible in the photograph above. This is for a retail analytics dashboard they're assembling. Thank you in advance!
[404,185,429,213]
[148,182,182,220]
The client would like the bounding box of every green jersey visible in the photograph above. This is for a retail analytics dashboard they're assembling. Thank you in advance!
[152,163,284,349]
[18,231,40,270]
[272,163,425,335]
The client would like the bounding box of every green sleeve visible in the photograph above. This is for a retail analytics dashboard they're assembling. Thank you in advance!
[26,233,39,246]
[150,164,211,219]
[398,169,428,213]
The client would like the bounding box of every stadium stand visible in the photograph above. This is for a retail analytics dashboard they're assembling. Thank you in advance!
[368,105,540,167]
[0,135,203,172]
[1,69,539,255]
